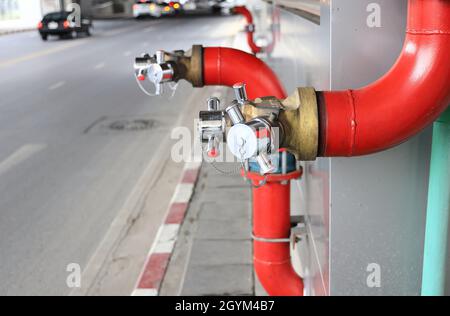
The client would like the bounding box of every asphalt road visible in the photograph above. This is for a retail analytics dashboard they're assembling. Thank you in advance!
[0,15,239,295]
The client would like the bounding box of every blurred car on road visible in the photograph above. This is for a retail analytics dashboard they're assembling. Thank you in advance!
[38,11,92,41]
[133,0,182,19]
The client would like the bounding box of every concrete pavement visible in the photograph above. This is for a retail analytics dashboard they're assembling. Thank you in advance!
[159,161,267,296]
[0,15,241,295]
[160,161,254,296]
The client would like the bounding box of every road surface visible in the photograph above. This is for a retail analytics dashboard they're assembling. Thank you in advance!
[0,15,240,295]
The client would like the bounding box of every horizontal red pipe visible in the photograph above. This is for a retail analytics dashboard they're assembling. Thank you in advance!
[203,47,286,99]
[233,6,263,55]
[252,175,304,296]
[321,0,450,156]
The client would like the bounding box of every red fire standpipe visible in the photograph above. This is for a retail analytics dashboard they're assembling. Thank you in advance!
[203,47,303,295]
[320,0,450,157]
[232,6,263,55]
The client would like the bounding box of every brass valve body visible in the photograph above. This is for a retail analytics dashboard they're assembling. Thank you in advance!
[240,88,319,161]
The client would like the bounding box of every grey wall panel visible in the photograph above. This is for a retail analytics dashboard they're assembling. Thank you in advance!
[330,0,407,89]
[330,130,431,295]
[329,0,431,295]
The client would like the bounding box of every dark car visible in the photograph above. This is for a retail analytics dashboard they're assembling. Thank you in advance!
[38,11,92,41]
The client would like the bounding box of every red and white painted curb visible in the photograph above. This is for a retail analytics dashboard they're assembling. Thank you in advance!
[131,161,202,296]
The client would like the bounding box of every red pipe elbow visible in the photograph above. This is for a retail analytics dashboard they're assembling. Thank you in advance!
[233,6,254,24]
[203,47,286,99]
[321,0,450,156]
[246,32,263,55]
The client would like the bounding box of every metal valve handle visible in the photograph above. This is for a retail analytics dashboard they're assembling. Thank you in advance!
[134,50,175,96]
[233,83,248,104]
[198,97,226,159]
[225,84,278,175]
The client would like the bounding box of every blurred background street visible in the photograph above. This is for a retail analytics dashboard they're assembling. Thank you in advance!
[1,0,448,298]
[0,10,242,295]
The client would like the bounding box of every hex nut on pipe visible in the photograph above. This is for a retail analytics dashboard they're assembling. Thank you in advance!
[280,87,319,161]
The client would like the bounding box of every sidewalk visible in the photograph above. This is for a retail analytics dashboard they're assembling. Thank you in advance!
[160,161,264,295]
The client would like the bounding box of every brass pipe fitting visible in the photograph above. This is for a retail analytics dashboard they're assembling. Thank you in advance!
[177,45,203,87]
[164,45,204,87]
[280,87,319,161]
[240,88,319,161]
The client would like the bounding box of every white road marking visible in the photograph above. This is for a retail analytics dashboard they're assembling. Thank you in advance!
[103,25,139,37]
[0,144,46,177]
[48,81,66,90]
[94,62,105,70]
[131,289,158,296]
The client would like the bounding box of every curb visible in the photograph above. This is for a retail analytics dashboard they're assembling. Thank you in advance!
[0,28,35,36]
[131,161,202,296]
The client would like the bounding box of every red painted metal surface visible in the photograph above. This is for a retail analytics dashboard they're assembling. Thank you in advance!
[322,0,450,156]
[246,30,263,55]
[248,170,304,296]
[233,5,254,24]
[203,47,286,99]
[233,6,263,55]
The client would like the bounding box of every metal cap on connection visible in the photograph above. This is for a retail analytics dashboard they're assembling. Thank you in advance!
[207,97,220,111]
[225,101,245,125]
[233,83,248,104]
